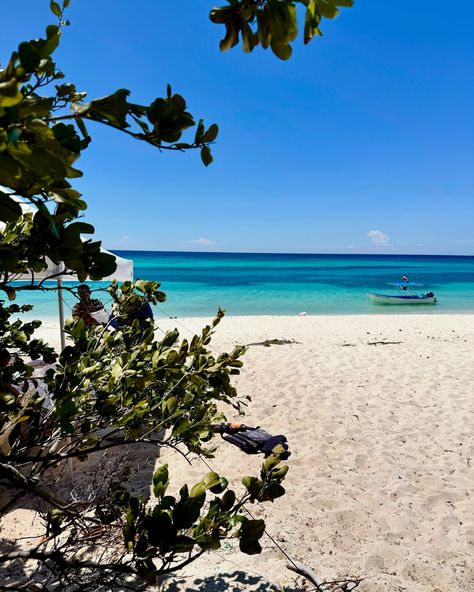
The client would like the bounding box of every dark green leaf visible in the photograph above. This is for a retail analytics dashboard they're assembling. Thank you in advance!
[316,1,339,19]
[219,20,240,52]
[173,495,205,529]
[270,41,292,61]
[194,533,221,550]
[242,476,264,498]
[201,145,213,167]
[152,464,169,499]
[50,1,61,17]
[209,476,228,494]
[239,519,265,555]
[260,482,286,501]
[0,79,22,107]
[190,471,220,497]
[18,42,41,71]
[169,535,195,552]
[202,124,219,143]
[221,489,236,511]
[0,193,22,222]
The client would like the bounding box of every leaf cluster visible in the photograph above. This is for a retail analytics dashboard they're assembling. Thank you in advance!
[0,207,117,291]
[43,292,244,446]
[110,451,287,583]
[210,0,354,60]
[0,8,218,287]
[0,301,56,435]
[0,287,288,587]
[111,452,282,582]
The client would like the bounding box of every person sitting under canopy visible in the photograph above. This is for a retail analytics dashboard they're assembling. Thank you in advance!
[72,285,107,326]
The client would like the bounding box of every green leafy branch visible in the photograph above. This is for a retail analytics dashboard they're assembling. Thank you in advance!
[210,0,354,60]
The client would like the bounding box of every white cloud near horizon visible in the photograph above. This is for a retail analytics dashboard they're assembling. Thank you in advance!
[367,229,390,246]
[183,237,217,247]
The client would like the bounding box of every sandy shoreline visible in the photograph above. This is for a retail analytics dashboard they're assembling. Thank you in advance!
[2,314,473,590]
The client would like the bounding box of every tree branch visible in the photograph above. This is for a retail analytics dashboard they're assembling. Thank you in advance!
[44,114,211,152]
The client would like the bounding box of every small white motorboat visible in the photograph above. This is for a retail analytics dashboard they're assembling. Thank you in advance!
[368,281,437,305]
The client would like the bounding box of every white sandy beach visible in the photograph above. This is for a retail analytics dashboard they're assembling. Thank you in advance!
[2,313,474,591]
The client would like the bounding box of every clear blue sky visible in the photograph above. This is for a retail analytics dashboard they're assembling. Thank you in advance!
[2,1,474,255]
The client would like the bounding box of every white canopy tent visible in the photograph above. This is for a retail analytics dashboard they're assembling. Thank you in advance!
[35,253,134,350]
[1,195,133,349]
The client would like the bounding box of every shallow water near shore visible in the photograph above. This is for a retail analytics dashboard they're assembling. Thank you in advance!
[12,251,474,319]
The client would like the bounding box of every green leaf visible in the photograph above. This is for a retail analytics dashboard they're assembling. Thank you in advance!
[0,248,20,273]
[202,124,219,143]
[194,533,221,550]
[269,464,289,480]
[173,495,205,529]
[221,489,236,511]
[0,79,23,108]
[260,482,286,501]
[239,519,265,555]
[160,329,179,348]
[87,89,131,128]
[145,511,175,547]
[220,21,240,52]
[189,471,220,497]
[202,471,221,489]
[169,535,195,552]
[195,119,205,143]
[18,42,41,71]
[242,476,264,498]
[0,193,22,222]
[50,0,61,17]
[152,464,169,499]
[316,1,339,19]
[270,41,292,61]
[201,145,213,167]
[209,476,228,494]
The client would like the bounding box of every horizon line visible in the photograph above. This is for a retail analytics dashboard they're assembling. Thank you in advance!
[110,249,474,258]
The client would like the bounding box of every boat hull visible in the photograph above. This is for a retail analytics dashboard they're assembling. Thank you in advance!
[368,293,437,305]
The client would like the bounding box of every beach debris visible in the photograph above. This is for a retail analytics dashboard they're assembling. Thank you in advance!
[247,338,299,347]
[367,340,403,346]
[286,560,362,590]
[287,560,324,588]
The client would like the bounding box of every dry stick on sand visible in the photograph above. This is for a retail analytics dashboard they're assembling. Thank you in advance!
[286,560,363,591]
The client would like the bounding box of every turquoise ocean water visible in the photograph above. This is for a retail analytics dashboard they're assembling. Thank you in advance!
[12,252,474,319]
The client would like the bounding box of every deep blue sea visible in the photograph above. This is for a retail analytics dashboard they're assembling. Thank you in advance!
[12,252,474,319]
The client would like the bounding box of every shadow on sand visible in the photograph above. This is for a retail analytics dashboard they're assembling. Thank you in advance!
[164,569,303,592]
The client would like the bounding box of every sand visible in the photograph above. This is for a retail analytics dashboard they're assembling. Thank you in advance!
[2,313,473,591]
